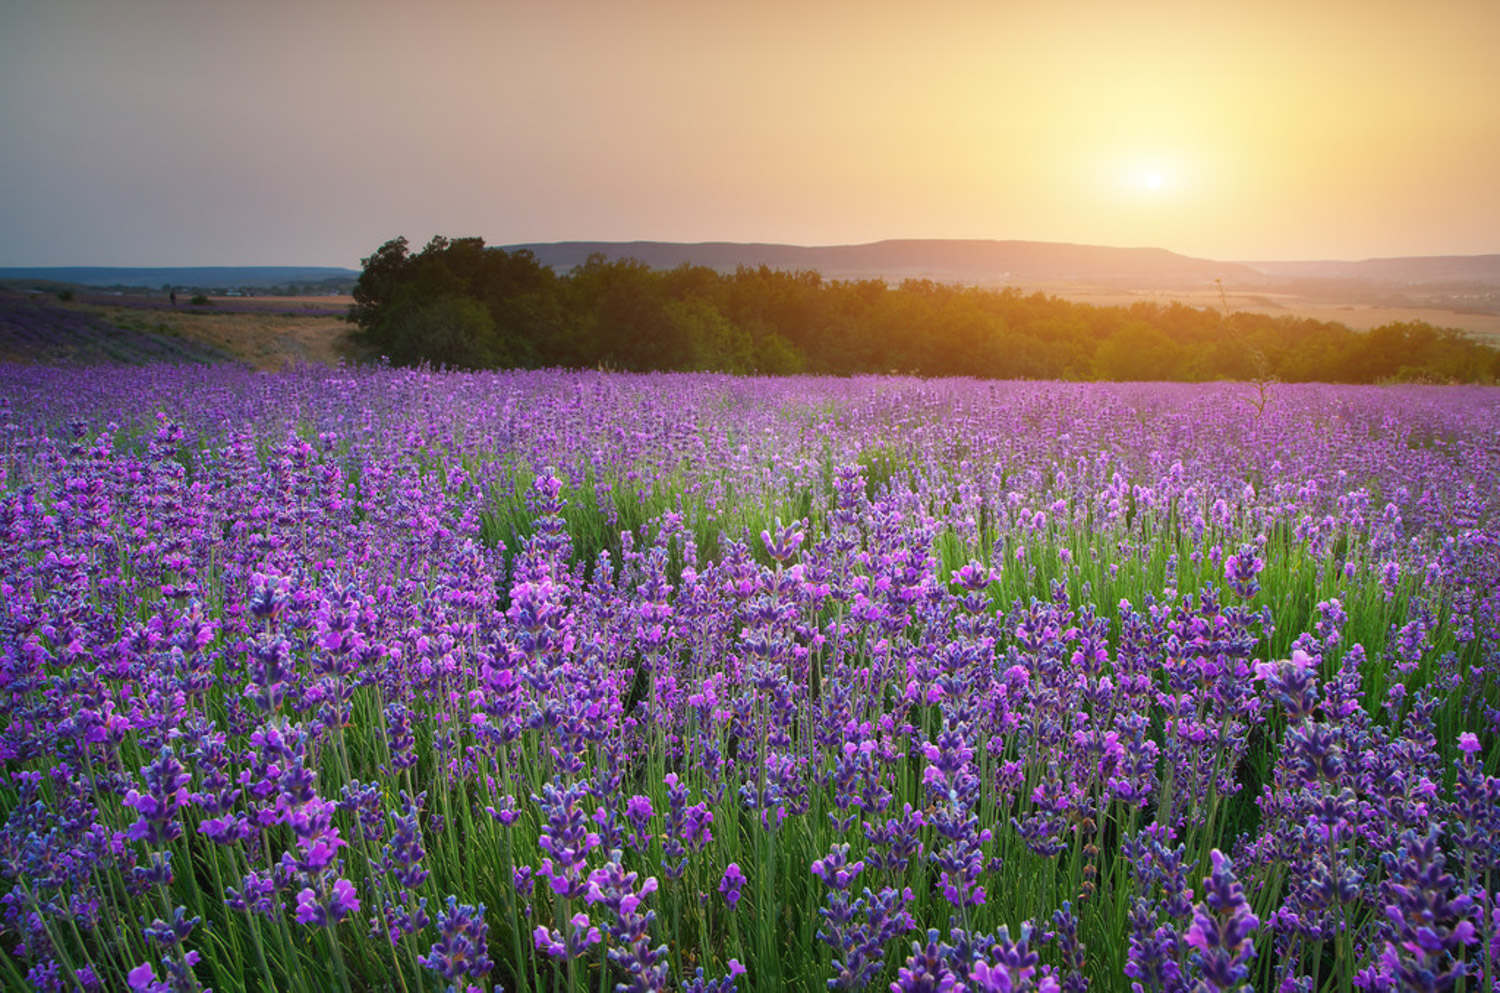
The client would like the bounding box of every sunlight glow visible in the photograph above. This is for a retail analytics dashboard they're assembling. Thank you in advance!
[1122,160,1178,198]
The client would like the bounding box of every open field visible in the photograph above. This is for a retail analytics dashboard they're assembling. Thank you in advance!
[168,288,1500,346]
[0,291,235,365]
[84,302,353,368]
[995,282,1500,341]
[76,292,349,317]
[1,366,1496,993]
[221,293,355,308]
[0,291,352,368]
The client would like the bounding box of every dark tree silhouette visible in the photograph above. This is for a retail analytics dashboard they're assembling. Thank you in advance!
[345,235,1500,383]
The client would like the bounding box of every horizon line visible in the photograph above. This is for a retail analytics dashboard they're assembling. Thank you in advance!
[5,237,1500,270]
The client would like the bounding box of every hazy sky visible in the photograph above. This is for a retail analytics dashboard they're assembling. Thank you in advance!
[2,0,1497,266]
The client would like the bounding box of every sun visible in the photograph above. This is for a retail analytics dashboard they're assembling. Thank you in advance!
[1121,160,1177,197]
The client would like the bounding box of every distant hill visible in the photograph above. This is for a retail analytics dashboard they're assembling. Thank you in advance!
[11,249,1500,295]
[1243,255,1500,288]
[505,239,1264,287]
[0,266,360,290]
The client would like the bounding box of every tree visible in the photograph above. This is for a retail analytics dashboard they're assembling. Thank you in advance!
[664,298,754,372]
[567,256,678,370]
[348,237,410,336]
[347,236,562,368]
[1093,322,1185,381]
[754,330,804,374]
[344,234,1500,381]
[384,296,500,369]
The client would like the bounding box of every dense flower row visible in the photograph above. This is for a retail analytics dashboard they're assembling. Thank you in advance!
[0,365,1496,993]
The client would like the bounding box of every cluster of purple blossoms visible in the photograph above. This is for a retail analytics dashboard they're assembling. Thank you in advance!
[420,896,494,993]
[587,854,670,992]
[0,368,1497,993]
[1184,851,1259,993]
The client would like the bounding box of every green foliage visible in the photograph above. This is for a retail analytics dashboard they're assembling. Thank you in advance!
[665,297,755,372]
[1093,321,1185,380]
[346,235,1500,382]
[350,236,562,368]
[387,295,501,369]
[189,293,212,306]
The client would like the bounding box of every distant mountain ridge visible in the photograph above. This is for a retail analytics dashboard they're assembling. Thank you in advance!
[0,267,360,289]
[505,239,1260,287]
[7,246,1500,295]
[1242,255,1500,287]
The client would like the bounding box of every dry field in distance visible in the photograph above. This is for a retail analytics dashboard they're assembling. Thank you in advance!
[1005,282,1500,342]
[83,300,352,368]
[131,288,1500,356]
[15,286,1498,371]
[216,294,355,309]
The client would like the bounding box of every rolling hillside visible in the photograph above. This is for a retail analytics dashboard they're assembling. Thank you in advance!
[0,266,360,290]
[505,239,1264,287]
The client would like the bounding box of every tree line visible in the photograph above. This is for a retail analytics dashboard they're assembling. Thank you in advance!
[347,236,1500,382]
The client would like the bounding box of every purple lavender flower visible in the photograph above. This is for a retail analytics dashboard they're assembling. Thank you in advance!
[623,793,656,851]
[533,911,603,960]
[1376,828,1477,993]
[681,960,747,993]
[123,747,190,845]
[535,780,602,898]
[294,876,360,927]
[762,519,805,564]
[890,929,960,993]
[586,854,669,992]
[719,862,746,909]
[970,923,1059,993]
[419,896,494,990]
[1223,544,1264,599]
[125,950,203,993]
[1184,851,1259,992]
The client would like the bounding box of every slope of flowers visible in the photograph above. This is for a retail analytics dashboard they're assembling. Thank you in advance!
[0,292,232,366]
[0,364,1496,993]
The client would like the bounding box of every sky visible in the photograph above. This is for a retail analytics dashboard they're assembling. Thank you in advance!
[2,0,1497,267]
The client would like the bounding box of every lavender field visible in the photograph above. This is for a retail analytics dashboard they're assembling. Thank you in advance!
[0,365,1496,993]
[0,293,232,367]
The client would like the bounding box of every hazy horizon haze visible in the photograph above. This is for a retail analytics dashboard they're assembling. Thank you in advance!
[3,0,1497,267]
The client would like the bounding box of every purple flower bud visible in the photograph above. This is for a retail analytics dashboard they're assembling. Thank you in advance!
[719,863,746,909]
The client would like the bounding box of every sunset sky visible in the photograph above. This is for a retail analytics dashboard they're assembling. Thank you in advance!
[2,0,1497,266]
